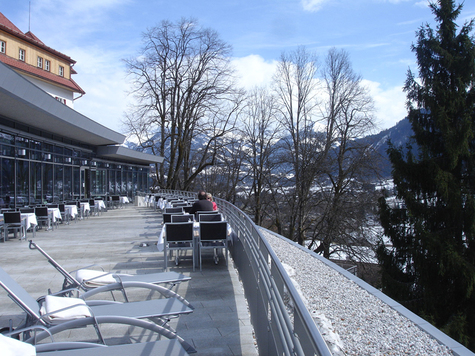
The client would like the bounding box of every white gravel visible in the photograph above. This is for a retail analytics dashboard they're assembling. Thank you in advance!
[261,230,454,356]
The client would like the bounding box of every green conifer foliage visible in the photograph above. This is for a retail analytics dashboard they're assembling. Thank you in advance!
[378,0,475,348]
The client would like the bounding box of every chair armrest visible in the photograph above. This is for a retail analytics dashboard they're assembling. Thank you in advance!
[35,342,107,352]
[3,325,53,344]
[80,281,194,309]
[25,315,197,353]
[49,288,82,298]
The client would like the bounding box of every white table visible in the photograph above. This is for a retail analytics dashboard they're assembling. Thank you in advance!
[48,208,62,225]
[158,222,232,247]
[94,200,106,215]
[157,221,199,252]
[22,212,38,232]
[80,202,90,218]
[65,204,78,220]
[157,198,172,210]
[158,221,232,269]
[0,212,37,240]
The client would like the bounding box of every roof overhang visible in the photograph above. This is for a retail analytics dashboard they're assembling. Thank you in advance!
[97,145,164,165]
[0,61,124,146]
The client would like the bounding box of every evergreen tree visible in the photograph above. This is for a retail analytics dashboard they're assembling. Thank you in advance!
[378,0,475,348]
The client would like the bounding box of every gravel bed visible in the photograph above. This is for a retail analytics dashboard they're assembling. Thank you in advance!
[262,230,453,356]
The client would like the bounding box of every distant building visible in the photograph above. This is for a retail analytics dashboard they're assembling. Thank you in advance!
[0,12,84,108]
[0,12,162,207]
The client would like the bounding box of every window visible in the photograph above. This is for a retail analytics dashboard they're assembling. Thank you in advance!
[37,56,43,68]
[58,65,64,77]
[44,59,50,71]
[0,41,5,54]
[19,48,25,61]
[55,96,66,104]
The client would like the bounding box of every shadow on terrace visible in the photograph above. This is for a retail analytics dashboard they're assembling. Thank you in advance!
[0,202,257,355]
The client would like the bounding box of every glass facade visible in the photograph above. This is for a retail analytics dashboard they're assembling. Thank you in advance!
[0,130,150,208]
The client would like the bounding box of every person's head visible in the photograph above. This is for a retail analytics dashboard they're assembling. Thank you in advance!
[206,193,213,202]
[197,190,207,200]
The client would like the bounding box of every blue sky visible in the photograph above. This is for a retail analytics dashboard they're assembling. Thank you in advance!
[2,0,474,134]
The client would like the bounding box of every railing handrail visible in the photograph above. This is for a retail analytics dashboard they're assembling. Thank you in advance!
[160,190,331,356]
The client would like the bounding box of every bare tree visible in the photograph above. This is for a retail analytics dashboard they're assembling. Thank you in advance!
[123,18,244,190]
[197,132,248,205]
[273,46,326,245]
[240,87,282,225]
[311,48,379,259]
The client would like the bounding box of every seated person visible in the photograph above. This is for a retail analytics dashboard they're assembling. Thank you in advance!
[189,190,214,215]
[207,193,218,210]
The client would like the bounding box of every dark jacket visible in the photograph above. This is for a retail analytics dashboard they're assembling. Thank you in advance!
[189,199,214,215]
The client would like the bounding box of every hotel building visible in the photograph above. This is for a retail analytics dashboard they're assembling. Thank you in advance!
[0,12,162,207]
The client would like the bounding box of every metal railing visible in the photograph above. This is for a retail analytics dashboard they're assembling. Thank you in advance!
[160,190,331,356]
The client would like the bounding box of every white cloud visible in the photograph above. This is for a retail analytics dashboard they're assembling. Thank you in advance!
[301,0,328,12]
[70,47,131,134]
[77,54,279,134]
[232,55,406,130]
[71,54,279,134]
[232,55,278,89]
[69,50,410,135]
[362,80,407,130]
[30,0,133,48]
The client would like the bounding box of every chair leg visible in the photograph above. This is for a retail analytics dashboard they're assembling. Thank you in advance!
[192,243,195,272]
[199,244,202,272]
[225,245,228,266]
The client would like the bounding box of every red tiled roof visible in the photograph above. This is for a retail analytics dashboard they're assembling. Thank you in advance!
[24,31,44,45]
[0,12,76,64]
[0,12,84,94]
[0,54,85,94]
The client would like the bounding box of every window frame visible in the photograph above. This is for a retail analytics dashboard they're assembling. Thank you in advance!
[44,59,50,72]
[55,96,66,105]
[0,40,5,54]
[58,65,64,77]
[19,48,25,61]
[37,56,43,69]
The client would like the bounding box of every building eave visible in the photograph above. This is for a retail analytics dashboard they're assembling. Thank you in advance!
[0,54,85,94]
[97,145,164,165]
[0,61,124,146]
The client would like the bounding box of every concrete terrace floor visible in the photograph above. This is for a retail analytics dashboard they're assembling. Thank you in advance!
[0,205,257,356]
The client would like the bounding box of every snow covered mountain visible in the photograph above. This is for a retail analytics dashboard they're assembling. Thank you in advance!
[362,118,414,178]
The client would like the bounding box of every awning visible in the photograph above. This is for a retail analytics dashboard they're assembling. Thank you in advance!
[0,61,124,146]
[97,145,164,165]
